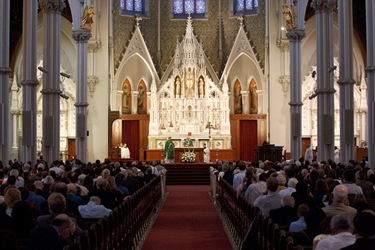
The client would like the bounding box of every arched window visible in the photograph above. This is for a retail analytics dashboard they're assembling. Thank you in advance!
[233,0,258,16]
[173,0,207,19]
[120,0,145,16]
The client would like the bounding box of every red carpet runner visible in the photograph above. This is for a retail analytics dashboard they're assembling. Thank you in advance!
[142,185,232,250]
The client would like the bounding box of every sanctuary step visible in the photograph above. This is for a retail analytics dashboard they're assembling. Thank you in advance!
[164,163,213,185]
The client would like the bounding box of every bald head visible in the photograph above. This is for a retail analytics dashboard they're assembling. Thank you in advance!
[281,195,295,207]
[333,184,348,203]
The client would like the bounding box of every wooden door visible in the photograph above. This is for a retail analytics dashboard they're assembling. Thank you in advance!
[122,120,140,160]
[240,120,257,162]
[68,139,76,160]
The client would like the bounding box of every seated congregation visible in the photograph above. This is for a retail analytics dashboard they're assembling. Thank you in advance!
[0,158,165,249]
[213,158,375,250]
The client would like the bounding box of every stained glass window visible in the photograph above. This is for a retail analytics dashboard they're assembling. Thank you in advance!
[196,0,205,14]
[126,0,134,11]
[234,0,258,15]
[237,1,244,11]
[121,0,144,15]
[174,0,184,14]
[172,0,206,17]
[184,0,194,14]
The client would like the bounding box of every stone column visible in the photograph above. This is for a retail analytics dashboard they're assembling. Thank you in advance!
[132,91,139,114]
[287,29,305,160]
[359,77,367,146]
[21,0,38,164]
[366,0,375,168]
[0,0,11,164]
[72,29,91,163]
[337,0,355,162]
[39,0,66,164]
[242,90,249,114]
[312,0,337,162]
[10,76,20,160]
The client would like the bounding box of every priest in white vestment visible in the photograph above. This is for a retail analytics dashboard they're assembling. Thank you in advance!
[204,143,210,163]
[120,143,130,158]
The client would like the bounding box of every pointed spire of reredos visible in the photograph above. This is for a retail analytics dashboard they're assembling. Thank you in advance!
[183,14,196,67]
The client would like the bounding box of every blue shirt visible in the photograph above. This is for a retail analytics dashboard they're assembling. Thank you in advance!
[26,192,46,212]
[116,183,129,196]
[289,218,307,232]
[78,202,112,219]
[233,170,246,190]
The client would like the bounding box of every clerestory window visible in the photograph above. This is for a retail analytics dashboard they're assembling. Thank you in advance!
[120,0,146,17]
[233,0,258,16]
[172,0,207,19]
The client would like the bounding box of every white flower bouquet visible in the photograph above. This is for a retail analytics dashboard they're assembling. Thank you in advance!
[181,149,196,163]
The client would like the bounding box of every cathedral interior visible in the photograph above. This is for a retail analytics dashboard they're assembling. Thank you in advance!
[2,0,369,165]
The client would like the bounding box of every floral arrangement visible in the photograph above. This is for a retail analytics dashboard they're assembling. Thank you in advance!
[181,149,196,163]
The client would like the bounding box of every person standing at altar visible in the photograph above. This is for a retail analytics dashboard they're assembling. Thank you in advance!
[203,143,210,163]
[164,137,175,163]
[183,136,194,147]
[119,143,130,159]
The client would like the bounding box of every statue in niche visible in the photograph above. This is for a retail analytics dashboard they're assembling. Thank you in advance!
[122,84,131,113]
[282,3,296,30]
[185,68,194,98]
[250,80,258,114]
[137,83,146,114]
[82,5,95,30]
[234,83,243,114]
[175,77,181,97]
[199,78,204,97]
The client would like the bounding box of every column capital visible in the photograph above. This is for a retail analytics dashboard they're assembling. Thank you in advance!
[72,29,92,43]
[276,39,290,52]
[87,75,99,97]
[39,0,66,14]
[286,29,305,42]
[311,0,338,13]
[279,75,290,97]
[10,110,21,116]
[88,40,102,53]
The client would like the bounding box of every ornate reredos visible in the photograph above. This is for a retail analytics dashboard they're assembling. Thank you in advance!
[148,16,231,149]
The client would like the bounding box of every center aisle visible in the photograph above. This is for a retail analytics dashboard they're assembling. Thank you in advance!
[142,185,232,250]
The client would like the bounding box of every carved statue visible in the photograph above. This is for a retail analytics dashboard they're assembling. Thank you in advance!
[185,68,194,98]
[282,4,296,30]
[122,84,130,112]
[175,77,181,97]
[82,5,95,30]
[138,84,145,109]
[250,80,258,114]
[234,84,243,114]
[199,78,204,97]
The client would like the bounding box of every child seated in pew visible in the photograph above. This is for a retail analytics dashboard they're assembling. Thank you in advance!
[289,204,309,233]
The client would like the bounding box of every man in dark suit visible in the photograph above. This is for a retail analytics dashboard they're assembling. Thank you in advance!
[269,195,298,226]
[28,213,73,250]
[341,210,375,250]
